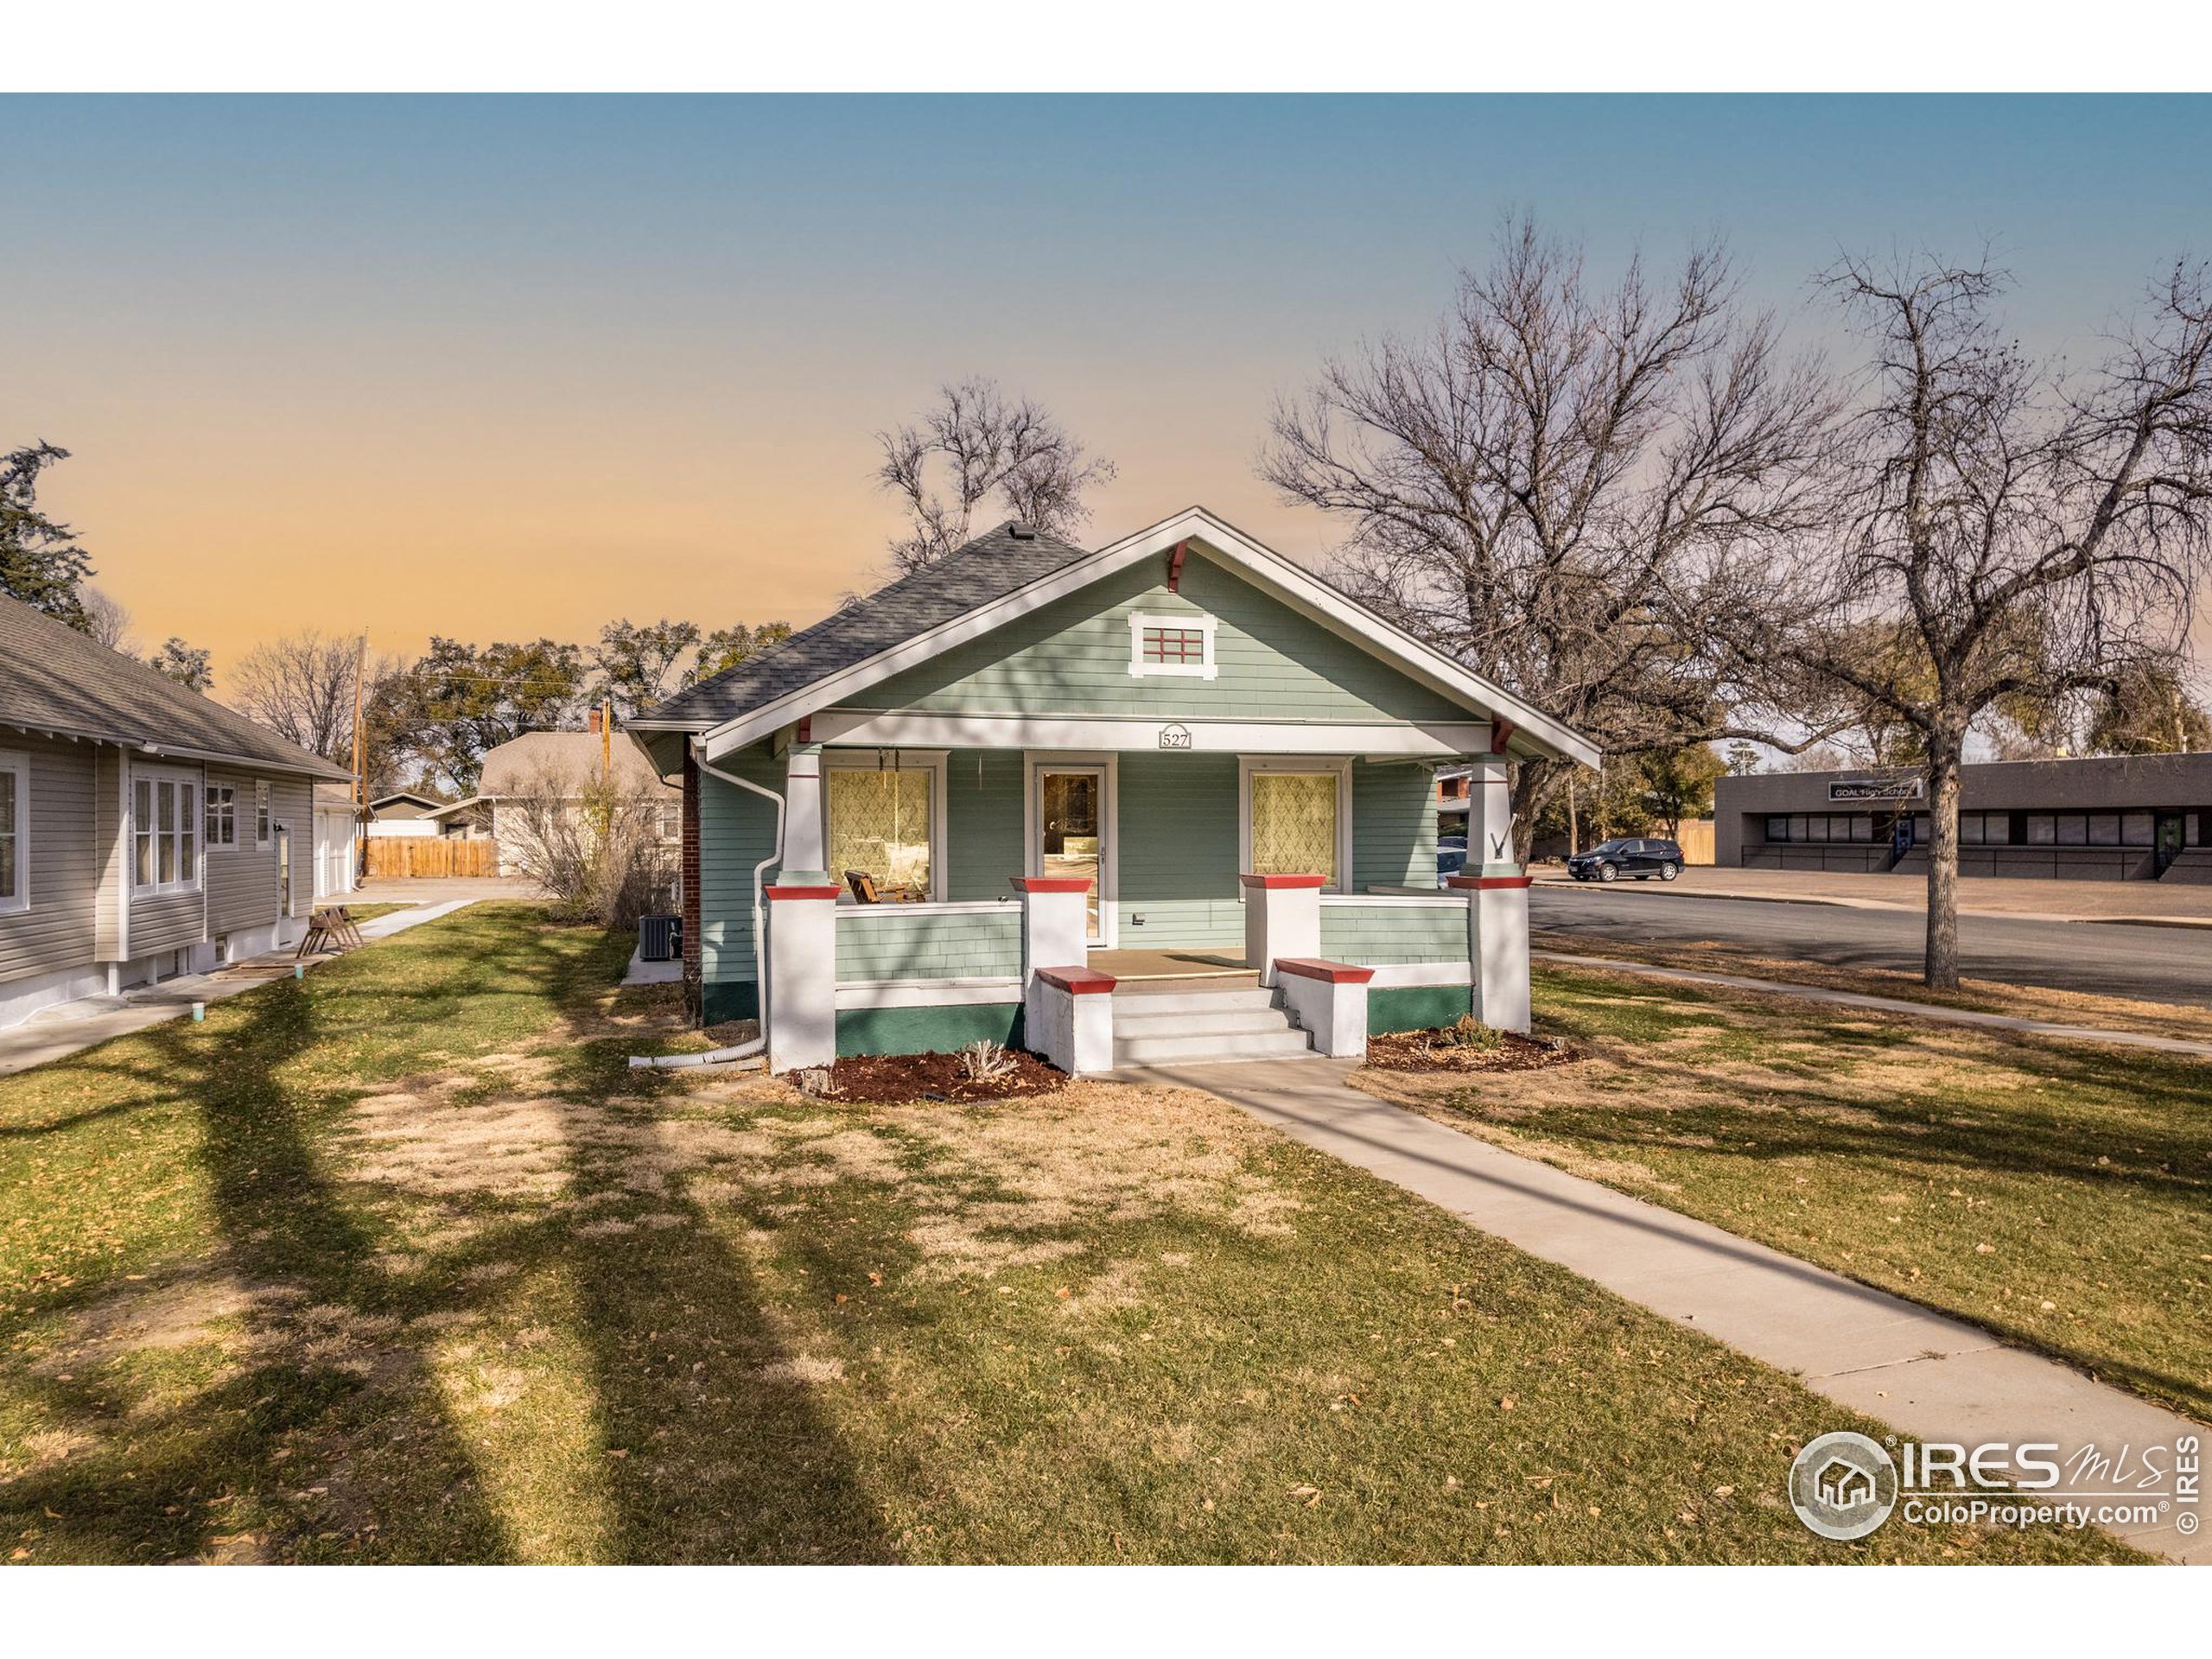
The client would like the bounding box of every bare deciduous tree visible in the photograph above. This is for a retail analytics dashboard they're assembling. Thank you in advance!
[79,586,136,653]
[1262,216,1841,859]
[1742,255,2212,988]
[230,630,406,770]
[499,765,675,930]
[875,376,1116,572]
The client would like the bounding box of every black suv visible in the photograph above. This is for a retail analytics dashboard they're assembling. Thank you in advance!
[1565,837,1684,883]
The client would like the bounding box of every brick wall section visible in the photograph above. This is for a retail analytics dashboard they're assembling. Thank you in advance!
[682,748,702,1024]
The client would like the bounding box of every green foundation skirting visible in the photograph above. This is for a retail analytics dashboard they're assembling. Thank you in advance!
[1368,983,1473,1034]
[836,1003,1023,1058]
[702,978,760,1025]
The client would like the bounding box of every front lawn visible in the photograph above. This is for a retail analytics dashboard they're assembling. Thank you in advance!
[0,908,2133,1562]
[1360,962,2212,1422]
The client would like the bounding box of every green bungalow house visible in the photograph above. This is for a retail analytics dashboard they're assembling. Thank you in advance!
[627,506,1597,1074]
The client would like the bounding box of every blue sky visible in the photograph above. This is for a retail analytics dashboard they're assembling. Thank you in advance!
[3,95,2207,672]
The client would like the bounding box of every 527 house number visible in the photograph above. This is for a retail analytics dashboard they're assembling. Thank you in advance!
[1158,724,1192,750]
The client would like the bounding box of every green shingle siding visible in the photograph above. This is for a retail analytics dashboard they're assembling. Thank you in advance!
[853,552,1470,723]
[1319,902,1467,964]
[834,909,1023,983]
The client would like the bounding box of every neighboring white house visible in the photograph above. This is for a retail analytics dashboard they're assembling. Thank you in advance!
[425,726,681,875]
[1,591,353,1028]
[362,790,453,840]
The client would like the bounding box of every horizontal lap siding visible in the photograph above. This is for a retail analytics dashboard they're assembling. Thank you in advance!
[130,888,205,957]
[835,910,1022,982]
[1352,760,1437,890]
[1319,903,1467,964]
[1115,751,1241,950]
[204,765,278,937]
[0,734,98,987]
[698,746,784,1003]
[944,748,1025,900]
[855,552,1470,723]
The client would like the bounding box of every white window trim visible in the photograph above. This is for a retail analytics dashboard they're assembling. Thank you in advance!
[0,749,28,916]
[1238,755,1355,896]
[130,763,205,898]
[254,779,272,849]
[821,748,949,905]
[1128,610,1219,680]
[206,784,238,851]
[1022,752,1119,950]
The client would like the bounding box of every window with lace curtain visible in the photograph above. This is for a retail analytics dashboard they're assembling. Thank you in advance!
[824,754,942,900]
[1243,761,1348,891]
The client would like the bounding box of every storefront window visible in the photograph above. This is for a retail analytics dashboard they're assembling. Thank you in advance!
[2121,813,2153,847]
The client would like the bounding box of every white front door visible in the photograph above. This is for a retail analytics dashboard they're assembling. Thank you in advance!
[1033,764,1110,945]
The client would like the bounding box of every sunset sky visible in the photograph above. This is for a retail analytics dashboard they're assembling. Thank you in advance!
[6,94,2210,687]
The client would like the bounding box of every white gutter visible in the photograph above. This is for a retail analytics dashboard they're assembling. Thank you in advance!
[627,741,785,1071]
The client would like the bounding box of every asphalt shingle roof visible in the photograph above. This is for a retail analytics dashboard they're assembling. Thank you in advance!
[639,520,1092,728]
[0,592,351,779]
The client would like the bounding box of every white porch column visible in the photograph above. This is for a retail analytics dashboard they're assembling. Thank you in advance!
[781,741,827,880]
[1450,753,1530,1033]
[1014,876,1092,1037]
[1239,874,1323,987]
[1468,753,1518,875]
[765,880,839,1073]
[1032,965,1117,1076]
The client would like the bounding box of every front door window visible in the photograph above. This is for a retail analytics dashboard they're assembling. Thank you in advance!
[1039,770,1103,941]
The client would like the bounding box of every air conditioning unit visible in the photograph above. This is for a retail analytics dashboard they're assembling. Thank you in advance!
[639,913,683,962]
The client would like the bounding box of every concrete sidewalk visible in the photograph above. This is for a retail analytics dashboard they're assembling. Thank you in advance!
[1534,950,2212,1058]
[0,899,480,1077]
[1129,1056,2205,1563]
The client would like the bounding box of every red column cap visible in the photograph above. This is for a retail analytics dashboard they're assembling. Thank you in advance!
[1237,873,1326,890]
[766,883,843,901]
[1035,965,1116,995]
[1446,874,1532,890]
[1273,957,1376,984]
[1011,876,1095,893]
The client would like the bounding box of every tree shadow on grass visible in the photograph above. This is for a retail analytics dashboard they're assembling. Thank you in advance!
[0,977,516,1562]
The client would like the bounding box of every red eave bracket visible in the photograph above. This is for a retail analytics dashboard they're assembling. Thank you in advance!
[1166,538,1190,594]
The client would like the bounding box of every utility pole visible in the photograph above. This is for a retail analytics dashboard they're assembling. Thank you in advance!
[352,637,368,887]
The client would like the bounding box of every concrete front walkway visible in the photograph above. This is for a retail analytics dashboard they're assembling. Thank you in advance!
[1535,949,2212,1058]
[1128,1056,2205,1563]
[0,899,480,1077]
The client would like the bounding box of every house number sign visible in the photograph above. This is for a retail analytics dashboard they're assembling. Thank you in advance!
[1158,723,1192,750]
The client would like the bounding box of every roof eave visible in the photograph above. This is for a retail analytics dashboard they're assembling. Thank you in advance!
[692,505,1602,771]
[0,715,353,782]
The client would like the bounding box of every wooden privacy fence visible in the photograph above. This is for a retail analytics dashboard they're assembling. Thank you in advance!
[365,837,501,879]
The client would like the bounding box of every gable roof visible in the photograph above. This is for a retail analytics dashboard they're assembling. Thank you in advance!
[633,519,1092,730]
[475,730,677,798]
[643,507,1599,770]
[0,592,352,780]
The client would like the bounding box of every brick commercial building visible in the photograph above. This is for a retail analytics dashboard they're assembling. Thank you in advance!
[1714,753,2212,884]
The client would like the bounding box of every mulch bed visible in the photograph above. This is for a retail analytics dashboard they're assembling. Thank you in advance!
[1363,1027,1582,1075]
[809,1047,1070,1104]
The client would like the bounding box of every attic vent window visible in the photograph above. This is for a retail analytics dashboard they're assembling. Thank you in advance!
[1128,611,1219,680]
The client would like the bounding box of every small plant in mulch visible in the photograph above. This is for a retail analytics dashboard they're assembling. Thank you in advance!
[1365,1015,1580,1075]
[792,1045,1069,1104]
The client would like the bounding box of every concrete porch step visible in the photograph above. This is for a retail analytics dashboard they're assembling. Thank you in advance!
[1112,1026,1317,1065]
[1114,1003,1292,1039]
[1109,987,1276,1017]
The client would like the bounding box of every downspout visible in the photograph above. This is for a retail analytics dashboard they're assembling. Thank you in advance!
[628,739,786,1070]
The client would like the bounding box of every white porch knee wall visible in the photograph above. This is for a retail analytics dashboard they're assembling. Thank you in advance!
[1274,959,1371,1058]
[1030,966,1116,1075]
[766,882,839,1073]
[1239,874,1322,988]
[1013,876,1091,1036]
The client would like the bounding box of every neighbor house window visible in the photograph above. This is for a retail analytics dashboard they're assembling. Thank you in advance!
[0,751,26,914]
[1128,611,1218,679]
[824,752,944,902]
[132,767,200,895]
[206,785,237,849]
[658,803,682,842]
[1242,759,1350,892]
[254,781,272,846]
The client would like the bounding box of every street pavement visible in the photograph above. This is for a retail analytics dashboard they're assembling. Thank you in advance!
[1529,884,2212,1009]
